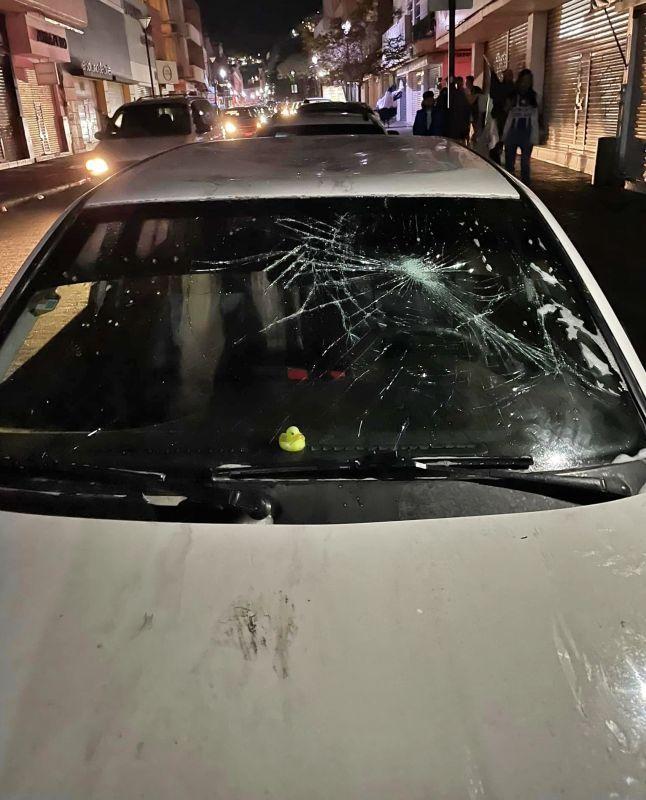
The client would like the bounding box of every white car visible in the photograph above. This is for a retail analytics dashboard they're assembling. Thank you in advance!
[85,95,219,178]
[260,100,394,136]
[1,137,646,799]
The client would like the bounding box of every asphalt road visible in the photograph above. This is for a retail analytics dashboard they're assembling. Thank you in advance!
[0,185,87,295]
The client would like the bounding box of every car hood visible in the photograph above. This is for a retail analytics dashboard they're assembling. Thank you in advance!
[1,496,646,798]
[94,135,192,164]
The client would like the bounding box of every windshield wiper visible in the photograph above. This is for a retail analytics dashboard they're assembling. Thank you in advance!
[212,453,533,479]
[0,458,275,520]
[212,454,632,504]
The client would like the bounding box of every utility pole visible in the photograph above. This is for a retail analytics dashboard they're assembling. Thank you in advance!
[140,16,156,97]
[448,0,455,110]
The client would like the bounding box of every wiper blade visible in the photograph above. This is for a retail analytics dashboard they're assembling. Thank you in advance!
[212,454,534,479]
[212,455,631,503]
[0,458,275,520]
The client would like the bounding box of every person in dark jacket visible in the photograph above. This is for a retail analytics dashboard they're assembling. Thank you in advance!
[445,77,471,143]
[431,88,448,136]
[486,58,516,163]
[413,91,436,136]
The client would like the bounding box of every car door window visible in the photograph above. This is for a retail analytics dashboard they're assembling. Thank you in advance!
[192,100,213,134]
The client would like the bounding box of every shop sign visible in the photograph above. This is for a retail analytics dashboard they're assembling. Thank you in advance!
[156,59,179,84]
[82,60,113,79]
[35,29,68,50]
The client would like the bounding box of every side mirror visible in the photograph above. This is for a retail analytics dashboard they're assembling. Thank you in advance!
[94,130,105,141]
[387,130,400,136]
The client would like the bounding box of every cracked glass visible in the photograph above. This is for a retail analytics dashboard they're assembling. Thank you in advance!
[0,197,643,471]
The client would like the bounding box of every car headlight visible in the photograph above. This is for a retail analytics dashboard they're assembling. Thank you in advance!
[224,120,237,135]
[86,157,109,176]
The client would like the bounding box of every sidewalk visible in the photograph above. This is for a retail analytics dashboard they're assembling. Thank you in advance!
[530,160,646,360]
[0,153,89,210]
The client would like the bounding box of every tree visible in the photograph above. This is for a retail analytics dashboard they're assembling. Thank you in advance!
[303,0,408,102]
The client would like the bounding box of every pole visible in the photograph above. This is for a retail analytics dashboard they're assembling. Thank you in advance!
[448,0,456,110]
[144,28,156,96]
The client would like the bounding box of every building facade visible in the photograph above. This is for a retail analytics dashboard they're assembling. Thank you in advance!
[620,0,646,190]
[147,0,206,95]
[0,0,87,165]
[0,0,210,166]
[432,0,646,187]
[372,0,471,125]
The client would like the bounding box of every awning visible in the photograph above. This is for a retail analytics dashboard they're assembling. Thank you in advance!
[435,0,561,47]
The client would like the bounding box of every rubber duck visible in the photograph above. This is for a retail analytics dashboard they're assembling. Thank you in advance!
[279,425,306,453]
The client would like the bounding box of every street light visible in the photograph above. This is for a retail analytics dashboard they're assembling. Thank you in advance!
[219,67,227,80]
[138,15,156,97]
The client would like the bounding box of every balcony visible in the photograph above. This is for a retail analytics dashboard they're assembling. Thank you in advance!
[182,21,202,46]
[382,13,412,48]
[412,12,435,55]
[179,63,205,84]
[18,0,87,29]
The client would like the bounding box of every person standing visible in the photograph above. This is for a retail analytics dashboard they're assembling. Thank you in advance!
[486,58,515,164]
[413,91,435,136]
[503,68,539,184]
[445,77,471,144]
[376,85,401,126]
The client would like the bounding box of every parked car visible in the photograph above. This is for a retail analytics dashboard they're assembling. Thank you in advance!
[1,136,646,799]
[220,105,270,138]
[259,100,394,136]
[85,95,219,178]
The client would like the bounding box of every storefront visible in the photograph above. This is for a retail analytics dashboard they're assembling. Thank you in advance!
[5,11,70,159]
[622,1,646,189]
[67,75,99,153]
[484,21,528,86]
[65,0,137,137]
[538,0,629,174]
[0,14,27,164]
[14,66,64,157]
[395,51,470,125]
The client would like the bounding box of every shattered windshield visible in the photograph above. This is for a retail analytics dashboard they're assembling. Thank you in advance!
[0,197,643,472]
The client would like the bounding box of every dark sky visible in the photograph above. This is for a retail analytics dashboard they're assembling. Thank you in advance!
[200,0,320,55]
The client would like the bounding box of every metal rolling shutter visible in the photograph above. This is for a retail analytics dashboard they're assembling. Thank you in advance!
[131,83,152,100]
[0,16,26,162]
[508,23,528,75]
[0,55,24,162]
[543,0,628,157]
[16,68,62,157]
[631,11,646,183]
[103,81,125,117]
[69,77,99,152]
[484,22,528,83]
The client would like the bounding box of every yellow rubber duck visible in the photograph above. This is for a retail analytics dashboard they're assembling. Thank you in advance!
[279,425,306,453]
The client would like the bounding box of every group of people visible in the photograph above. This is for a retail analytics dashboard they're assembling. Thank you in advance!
[411,63,539,184]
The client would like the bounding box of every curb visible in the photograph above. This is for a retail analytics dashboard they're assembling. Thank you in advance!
[1,178,88,213]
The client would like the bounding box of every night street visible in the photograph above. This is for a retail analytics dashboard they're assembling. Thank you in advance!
[2,0,646,794]
[0,185,87,291]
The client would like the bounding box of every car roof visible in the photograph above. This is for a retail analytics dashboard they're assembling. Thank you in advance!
[119,96,194,109]
[298,101,375,116]
[84,136,520,207]
[268,113,380,128]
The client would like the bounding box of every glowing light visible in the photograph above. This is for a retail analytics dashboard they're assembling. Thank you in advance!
[86,157,109,176]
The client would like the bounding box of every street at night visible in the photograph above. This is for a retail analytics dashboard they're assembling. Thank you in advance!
[1,0,646,797]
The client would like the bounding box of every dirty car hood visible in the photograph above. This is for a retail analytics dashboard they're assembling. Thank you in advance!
[1,496,646,798]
